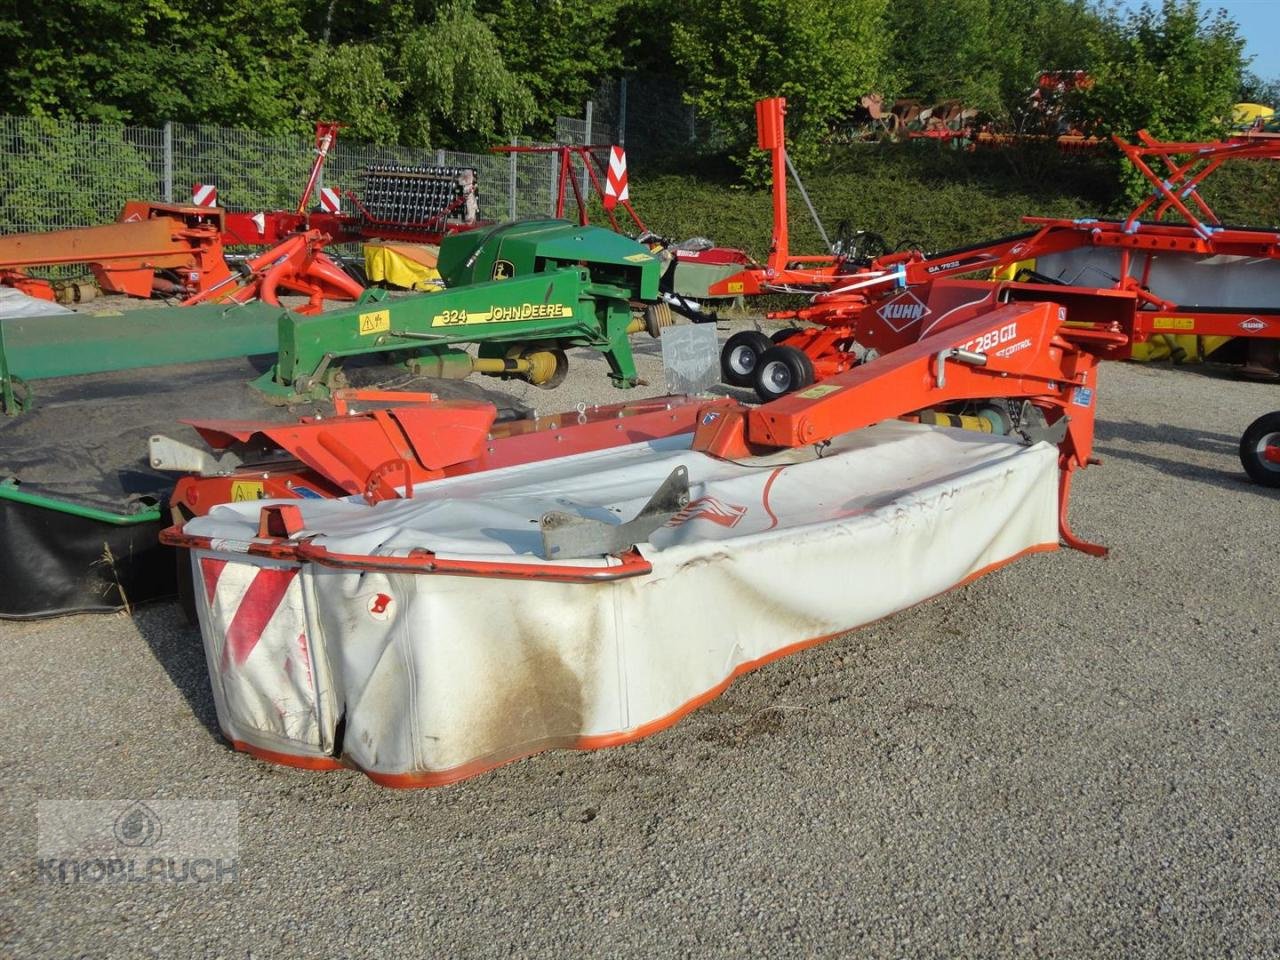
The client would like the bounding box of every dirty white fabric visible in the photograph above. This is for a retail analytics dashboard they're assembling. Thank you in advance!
[0,286,73,318]
[186,420,1061,783]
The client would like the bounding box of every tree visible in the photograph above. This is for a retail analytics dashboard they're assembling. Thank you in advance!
[884,0,1109,126]
[394,1,536,148]
[1072,1,1246,203]
[303,44,404,144]
[476,0,624,133]
[1239,72,1280,110]
[1074,0,1245,142]
[671,0,891,177]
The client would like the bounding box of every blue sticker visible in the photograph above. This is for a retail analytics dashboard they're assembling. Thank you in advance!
[291,485,325,499]
[1072,386,1094,408]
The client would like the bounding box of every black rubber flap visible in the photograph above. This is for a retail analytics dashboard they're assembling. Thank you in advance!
[0,496,173,618]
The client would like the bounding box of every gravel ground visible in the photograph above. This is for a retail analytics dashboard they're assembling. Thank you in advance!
[1,321,1279,959]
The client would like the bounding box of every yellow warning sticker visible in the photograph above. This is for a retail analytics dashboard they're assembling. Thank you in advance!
[358,309,391,336]
[1153,316,1195,331]
[796,384,841,399]
[726,281,745,294]
[230,481,264,502]
[430,303,574,327]
[624,252,653,263]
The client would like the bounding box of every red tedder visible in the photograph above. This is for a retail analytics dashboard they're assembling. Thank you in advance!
[712,99,1280,401]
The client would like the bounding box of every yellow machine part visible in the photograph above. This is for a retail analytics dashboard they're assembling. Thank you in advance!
[1233,102,1275,125]
[363,242,443,291]
[991,259,1032,282]
[1132,334,1232,363]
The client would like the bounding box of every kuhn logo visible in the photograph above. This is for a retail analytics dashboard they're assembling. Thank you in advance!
[668,496,747,528]
[1240,317,1269,332]
[876,292,930,332]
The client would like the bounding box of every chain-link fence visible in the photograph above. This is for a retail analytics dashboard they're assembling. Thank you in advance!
[0,114,613,235]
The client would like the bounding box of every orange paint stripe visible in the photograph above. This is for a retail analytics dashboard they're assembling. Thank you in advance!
[225,541,1059,789]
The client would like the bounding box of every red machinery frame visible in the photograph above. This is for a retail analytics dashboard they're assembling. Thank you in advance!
[490,144,648,235]
[0,202,235,300]
[165,285,1120,566]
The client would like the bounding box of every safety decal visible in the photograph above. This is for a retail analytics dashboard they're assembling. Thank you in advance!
[358,309,391,336]
[230,481,265,502]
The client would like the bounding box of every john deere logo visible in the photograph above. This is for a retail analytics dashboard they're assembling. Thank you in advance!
[114,801,162,848]
[491,259,515,281]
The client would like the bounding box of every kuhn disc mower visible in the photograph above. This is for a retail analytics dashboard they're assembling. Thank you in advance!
[158,283,1117,786]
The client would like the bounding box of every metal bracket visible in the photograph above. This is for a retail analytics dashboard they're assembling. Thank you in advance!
[540,465,690,560]
[1019,412,1069,447]
[148,434,246,475]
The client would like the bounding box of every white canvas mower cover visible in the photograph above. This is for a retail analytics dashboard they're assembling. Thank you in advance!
[180,421,1058,787]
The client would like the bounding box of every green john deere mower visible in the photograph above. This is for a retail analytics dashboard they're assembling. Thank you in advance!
[0,219,676,617]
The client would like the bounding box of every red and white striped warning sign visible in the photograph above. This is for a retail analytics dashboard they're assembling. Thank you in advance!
[318,186,341,214]
[191,183,218,208]
[603,146,629,211]
[199,557,323,745]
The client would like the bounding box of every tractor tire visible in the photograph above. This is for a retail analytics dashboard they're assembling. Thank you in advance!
[771,327,802,345]
[721,331,773,387]
[753,345,815,402]
[1239,411,1280,488]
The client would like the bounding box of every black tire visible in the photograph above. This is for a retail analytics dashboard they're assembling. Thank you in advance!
[753,345,816,402]
[771,327,802,345]
[1239,411,1280,488]
[721,331,774,387]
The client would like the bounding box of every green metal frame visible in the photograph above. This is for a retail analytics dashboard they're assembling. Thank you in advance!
[0,219,665,414]
[0,479,161,524]
[255,266,645,399]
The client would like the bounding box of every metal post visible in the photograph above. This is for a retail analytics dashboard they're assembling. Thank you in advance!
[550,151,558,216]
[436,149,445,166]
[583,101,593,195]
[618,79,627,146]
[508,139,518,221]
[163,121,173,203]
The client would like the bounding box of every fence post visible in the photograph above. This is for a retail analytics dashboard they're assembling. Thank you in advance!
[583,101,594,196]
[550,151,558,216]
[508,139,518,222]
[618,79,627,146]
[163,121,173,203]
[436,149,445,166]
